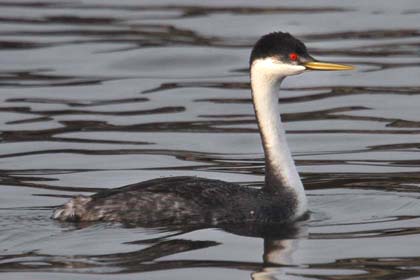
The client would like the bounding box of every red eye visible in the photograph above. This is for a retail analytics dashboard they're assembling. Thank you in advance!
[289,53,298,61]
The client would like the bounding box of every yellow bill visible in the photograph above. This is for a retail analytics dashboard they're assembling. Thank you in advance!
[304,61,354,71]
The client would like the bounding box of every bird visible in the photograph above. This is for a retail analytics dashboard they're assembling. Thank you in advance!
[52,32,353,226]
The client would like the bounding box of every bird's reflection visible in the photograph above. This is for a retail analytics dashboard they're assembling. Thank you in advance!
[252,238,300,280]
[0,222,303,280]
[93,222,303,279]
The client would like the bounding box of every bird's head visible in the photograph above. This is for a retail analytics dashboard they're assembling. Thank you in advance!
[250,32,354,80]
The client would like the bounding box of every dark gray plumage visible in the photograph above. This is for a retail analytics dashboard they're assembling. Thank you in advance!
[53,176,298,226]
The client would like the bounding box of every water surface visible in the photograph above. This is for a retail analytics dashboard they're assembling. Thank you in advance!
[1,0,420,279]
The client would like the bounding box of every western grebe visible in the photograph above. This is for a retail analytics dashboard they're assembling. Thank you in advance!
[53,32,353,225]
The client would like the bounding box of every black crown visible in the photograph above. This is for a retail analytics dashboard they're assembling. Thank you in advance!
[250,32,309,65]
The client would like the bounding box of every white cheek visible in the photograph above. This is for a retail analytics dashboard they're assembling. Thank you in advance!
[251,58,306,79]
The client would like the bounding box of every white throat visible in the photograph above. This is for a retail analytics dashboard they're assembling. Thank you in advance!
[250,58,307,217]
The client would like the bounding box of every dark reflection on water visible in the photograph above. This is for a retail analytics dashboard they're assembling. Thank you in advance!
[1,0,420,279]
[0,71,109,87]
[0,222,299,274]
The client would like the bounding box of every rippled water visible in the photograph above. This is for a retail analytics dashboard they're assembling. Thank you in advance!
[1,0,420,279]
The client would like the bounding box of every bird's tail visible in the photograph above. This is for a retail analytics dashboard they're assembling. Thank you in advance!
[52,195,92,221]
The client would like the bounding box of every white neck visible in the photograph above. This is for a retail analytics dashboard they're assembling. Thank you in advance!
[250,58,307,217]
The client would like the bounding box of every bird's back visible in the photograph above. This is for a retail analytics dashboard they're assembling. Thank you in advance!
[53,177,267,225]
[53,176,298,225]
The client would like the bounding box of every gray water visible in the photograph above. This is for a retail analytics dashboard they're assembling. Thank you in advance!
[1,0,420,279]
